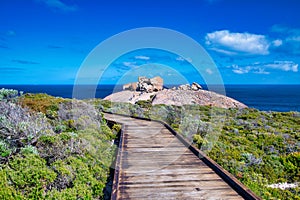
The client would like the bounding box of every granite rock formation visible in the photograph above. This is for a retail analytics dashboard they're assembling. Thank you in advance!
[123,76,163,93]
[172,82,202,91]
[106,77,247,109]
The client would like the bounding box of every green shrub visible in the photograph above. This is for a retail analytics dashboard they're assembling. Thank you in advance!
[0,88,20,101]
[0,140,11,157]
[19,93,65,115]
[0,92,118,199]
[96,99,112,111]
[280,152,300,182]
[107,101,300,199]
[20,145,39,155]
[7,154,56,198]
[59,132,72,141]
[0,170,23,199]
[38,135,57,144]
[112,123,122,134]
[193,134,205,148]
[135,100,152,109]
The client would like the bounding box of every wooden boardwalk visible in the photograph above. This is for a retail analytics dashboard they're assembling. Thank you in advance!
[104,113,260,200]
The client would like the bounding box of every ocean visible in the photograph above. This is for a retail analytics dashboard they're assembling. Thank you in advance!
[1,84,299,112]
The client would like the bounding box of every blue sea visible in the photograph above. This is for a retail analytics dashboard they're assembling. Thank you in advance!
[1,85,299,112]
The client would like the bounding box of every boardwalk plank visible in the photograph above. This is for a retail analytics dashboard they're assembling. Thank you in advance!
[105,113,258,200]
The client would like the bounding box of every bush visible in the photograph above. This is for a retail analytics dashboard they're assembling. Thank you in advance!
[0,170,23,199]
[280,152,300,182]
[0,101,54,163]
[20,145,39,155]
[37,132,83,165]
[193,134,207,148]
[0,88,20,101]
[58,100,102,130]
[19,93,65,116]
[107,101,300,199]
[0,140,11,158]
[7,154,57,198]
[0,92,117,199]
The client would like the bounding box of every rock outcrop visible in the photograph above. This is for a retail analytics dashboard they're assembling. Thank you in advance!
[172,82,202,91]
[191,82,202,91]
[152,89,246,108]
[107,76,247,109]
[122,82,137,91]
[104,89,247,109]
[123,76,163,93]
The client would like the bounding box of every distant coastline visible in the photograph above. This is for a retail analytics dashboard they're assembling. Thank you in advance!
[1,84,299,112]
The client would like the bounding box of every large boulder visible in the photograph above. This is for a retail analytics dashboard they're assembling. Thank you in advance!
[191,82,202,91]
[123,76,163,93]
[178,82,202,91]
[178,84,191,91]
[150,76,163,91]
[123,82,137,91]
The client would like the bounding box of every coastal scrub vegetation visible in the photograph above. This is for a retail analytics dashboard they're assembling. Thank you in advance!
[0,89,118,199]
[98,100,300,199]
[0,88,299,199]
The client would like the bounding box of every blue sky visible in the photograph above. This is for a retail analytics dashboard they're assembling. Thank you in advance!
[1,0,300,85]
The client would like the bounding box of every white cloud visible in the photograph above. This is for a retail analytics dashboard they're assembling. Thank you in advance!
[123,62,138,68]
[176,56,192,62]
[36,0,77,12]
[230,61,298,75]
[272,39,283,47]
[134,55,150,60]
[271,25,300,55]
[231,65,250,74]
[205,68,213,75]
[205,30,270,55]
[265,61,298,72]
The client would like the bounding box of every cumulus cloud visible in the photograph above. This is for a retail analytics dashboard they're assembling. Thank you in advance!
[36,0,77,12]
[230,61,298,74]
[205,30,270,55]
[134,55,150,60]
